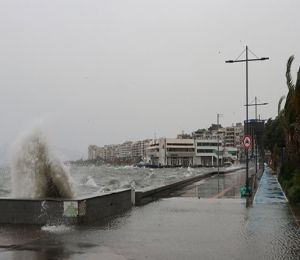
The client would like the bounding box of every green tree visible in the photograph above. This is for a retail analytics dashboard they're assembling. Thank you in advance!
[284,56,300,159]
[264,55,300,202]
[280,56,300,202]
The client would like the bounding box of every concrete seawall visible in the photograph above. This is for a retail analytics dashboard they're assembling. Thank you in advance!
[0,189,132,225]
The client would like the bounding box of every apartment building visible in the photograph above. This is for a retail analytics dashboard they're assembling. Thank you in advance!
[119,141,133,159]
[88,122,243,166]
[88,145,99,160]
[104,144,119,161]
[132,140,151,161]
[88,139,150,162]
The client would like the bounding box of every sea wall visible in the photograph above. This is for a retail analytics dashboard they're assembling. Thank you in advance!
[0,189,132,225]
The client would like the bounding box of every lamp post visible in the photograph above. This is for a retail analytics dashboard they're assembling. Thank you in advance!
[217,113,223,194]
[225,46,269,193]
[246,96,268,173]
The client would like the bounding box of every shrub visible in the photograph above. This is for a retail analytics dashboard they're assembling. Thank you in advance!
[287,185,300,203]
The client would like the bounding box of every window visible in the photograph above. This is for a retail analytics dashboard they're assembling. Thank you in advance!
[197,149,214,153]
[167,143,194,146]
[167,148,194,152]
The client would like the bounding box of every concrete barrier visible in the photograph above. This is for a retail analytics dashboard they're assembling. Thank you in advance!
[0,189,132,225]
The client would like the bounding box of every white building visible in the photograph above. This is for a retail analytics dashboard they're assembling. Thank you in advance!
[146,138,195,167]
[165,138,195,166]
[223,147,238,162]
[146,139,166,166]
[88,122,243,165]
[194,137,223,166]
[194,137,238,167]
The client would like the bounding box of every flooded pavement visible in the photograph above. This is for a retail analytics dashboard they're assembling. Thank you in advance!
[1,166,300,260]
[169,168,247,199]
[254,166,288,204]
[1,197,300,260]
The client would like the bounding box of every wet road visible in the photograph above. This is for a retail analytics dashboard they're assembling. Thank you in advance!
[169,168,247,199]
[1,167,300,260]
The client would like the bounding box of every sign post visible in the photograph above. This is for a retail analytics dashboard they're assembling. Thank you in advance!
[241,135,252,197]
[243,135,252,150]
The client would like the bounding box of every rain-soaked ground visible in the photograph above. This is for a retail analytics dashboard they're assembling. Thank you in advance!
[254,166,288,204]
[1,166,300,259]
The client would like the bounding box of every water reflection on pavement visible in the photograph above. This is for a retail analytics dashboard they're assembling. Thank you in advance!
[169,168,246,199]
[254,166,288,204]
[1,198,300,260]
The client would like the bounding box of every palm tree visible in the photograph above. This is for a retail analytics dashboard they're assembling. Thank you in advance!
[284,55,300,161]
[278,95,285,116]
[294,59,300,161]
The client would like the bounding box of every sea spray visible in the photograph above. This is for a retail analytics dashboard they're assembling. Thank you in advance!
[11,129,74,198]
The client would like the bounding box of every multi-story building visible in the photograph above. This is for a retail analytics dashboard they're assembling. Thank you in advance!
[146,139,166,166]
[88,139,151,162]
[119,141,133,159]
[165,138,195,166]
[97,146,106,159]
[195,142,238,166]
[194,137,223,166]
[88,122,244,166]
[224,127,235,147]
[104,144,119,161]
[223,147,238,162]
[88,145,99,160]
[132,140,151,162]
[88,144,118,161]
[234,123,244,160]
[223,124,244,160]
[146,138,195,167]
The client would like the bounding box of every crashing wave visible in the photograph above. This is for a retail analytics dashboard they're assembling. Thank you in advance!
[11,130,74,198]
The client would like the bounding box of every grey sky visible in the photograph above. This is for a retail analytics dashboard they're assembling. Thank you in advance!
[0,0,299,160]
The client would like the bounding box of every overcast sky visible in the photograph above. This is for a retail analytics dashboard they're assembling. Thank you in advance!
[0,0,299,160]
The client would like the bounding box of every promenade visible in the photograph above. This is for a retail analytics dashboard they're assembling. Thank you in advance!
[1,168,300,260]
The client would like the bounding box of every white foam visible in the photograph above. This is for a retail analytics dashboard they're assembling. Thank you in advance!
[41,224,73,233]
[10,129,74,198]
[85,176,98,187]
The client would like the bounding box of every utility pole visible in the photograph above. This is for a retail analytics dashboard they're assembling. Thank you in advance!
[246,96,268,173]
[226,46,269,194]
[217,113,223,194]
[248,96,268,121]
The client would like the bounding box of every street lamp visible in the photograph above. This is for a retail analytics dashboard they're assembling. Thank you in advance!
[246,96,268,173]
[225,46,269,194]
[217,113,223,194]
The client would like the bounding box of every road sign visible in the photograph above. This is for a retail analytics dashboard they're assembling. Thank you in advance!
[243,135,251,149]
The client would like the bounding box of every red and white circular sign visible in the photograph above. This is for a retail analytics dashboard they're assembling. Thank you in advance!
[243,135,251,149]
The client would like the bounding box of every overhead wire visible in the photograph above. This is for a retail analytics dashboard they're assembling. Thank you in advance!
[248,48,260,59]
[235,48,246,61]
